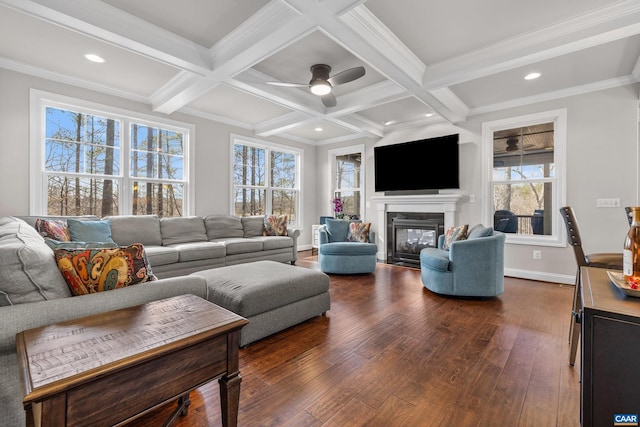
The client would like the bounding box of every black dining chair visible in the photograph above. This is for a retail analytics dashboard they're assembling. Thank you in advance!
[560,206,624,365]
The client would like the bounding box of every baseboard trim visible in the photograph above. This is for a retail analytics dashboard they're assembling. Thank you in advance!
[504,268,575,285]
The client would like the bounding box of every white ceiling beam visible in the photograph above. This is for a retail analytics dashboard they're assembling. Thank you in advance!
[336,6,464,123]
[0,0,212,74]
[423,0,640,90]
[152,2,316,113]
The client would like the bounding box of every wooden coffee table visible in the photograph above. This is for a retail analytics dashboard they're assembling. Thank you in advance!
[16,294,248,427]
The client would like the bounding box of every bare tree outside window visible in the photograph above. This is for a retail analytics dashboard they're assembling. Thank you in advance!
[233,141,299,223]
[43,106,186,217]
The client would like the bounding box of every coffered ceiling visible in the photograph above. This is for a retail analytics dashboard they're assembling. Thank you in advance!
[1,0,639,144]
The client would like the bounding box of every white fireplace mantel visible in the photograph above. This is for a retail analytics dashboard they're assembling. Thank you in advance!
[370,194,462,261]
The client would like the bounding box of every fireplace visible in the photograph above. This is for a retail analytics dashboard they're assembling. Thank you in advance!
[386,212,444,267]
[371,193,462,265]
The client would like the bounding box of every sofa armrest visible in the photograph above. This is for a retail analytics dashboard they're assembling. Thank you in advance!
[0,275,208,354]
[318,225,329,244]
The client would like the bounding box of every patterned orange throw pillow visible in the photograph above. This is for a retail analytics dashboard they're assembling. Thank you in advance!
[442,224,469,250]
[347,222,371,243]
[54,243,157,296]
[263,215,288,236]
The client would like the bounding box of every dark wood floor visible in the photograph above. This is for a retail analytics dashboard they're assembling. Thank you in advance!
[130,251,580,427]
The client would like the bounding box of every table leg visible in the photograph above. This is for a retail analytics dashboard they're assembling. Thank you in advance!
[568,269,582,366]
[219,373,242,427]
[162,393,191,427]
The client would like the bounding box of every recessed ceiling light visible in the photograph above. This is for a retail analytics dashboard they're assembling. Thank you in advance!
[524,72,541,80]
[425,112,434,117]
[84,53,105,63]
[314,127,323,132]
[384,120,395,126]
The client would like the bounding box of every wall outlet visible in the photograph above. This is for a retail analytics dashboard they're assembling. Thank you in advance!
[533,250,542,260]
[596,198,621,208]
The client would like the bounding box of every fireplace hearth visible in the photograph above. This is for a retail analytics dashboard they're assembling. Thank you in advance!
[386,212,444,267]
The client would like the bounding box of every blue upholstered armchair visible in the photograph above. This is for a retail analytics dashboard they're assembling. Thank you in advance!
[420,224,505,297]
[318,219,377,274]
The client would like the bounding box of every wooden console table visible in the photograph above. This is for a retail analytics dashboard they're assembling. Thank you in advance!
[16,294,248,427]
[580,267,640,427]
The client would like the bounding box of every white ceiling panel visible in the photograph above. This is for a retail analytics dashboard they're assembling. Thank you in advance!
[364,0,623,64]
[284,120,355,142]
[357,97,437,127]
[451,34,640,109]
[102,0,269,48]
[186,84,293,125]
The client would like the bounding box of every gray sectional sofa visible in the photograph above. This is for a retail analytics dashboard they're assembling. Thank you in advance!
[0,214,306,426]
[19,214,300,278]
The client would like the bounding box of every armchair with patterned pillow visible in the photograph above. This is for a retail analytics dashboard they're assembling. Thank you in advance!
[317,218,378,274]
[420,224,506,297]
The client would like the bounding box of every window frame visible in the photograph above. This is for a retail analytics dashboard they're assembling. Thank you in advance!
[230,134,302,226]
[481,109,567,247]
[29,89,195,216]
[328,144,365,219]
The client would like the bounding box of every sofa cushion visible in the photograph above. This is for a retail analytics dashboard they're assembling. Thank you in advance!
[442,224,468,250]
[212,237,263,255]
[0,217,72,306]
[105,215,162,246]
[143,246,179,266]
[250,236,293,250]
[54,243,157,296]
[67,219,115,243]
[35,218,71,241]
[319,241,377,256]
[242,216,266,237]
[347,222,371,243]
[263,215,288,236]
[467,224,493,239]
[204,215,244,239]
[161,216,207,246]
[420,248,450,272]
[325,218,352,242]
[168,241,226,262]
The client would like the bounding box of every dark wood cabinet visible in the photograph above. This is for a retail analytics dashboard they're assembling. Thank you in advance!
[580,267,640,427]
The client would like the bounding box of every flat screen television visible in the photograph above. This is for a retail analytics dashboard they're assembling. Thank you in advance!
[374,133,459,193]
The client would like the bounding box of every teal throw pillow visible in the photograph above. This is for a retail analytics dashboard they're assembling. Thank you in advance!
[67,219,115,243]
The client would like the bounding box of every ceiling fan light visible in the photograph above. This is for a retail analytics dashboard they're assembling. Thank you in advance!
[310,81,331,96]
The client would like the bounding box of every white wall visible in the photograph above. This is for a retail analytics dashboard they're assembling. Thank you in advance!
[317,84,640,284]
[0,68,319,247]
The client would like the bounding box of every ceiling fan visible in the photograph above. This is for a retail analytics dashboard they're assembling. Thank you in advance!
[266,64,365,107]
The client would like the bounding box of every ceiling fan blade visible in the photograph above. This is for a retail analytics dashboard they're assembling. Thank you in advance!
[321,92,337,108]
[265,81,308,88]
[327,66,365,86]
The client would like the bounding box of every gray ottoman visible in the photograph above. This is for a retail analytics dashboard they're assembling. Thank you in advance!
[191,261,330,346]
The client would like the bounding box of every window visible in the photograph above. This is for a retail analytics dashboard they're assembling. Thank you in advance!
[482,109,566,246]
[231,135,300,224]
[330,145,365,220]
[30,90,193,217]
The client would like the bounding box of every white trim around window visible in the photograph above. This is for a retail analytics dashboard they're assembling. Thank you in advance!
[481,109,567,247]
